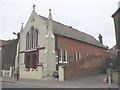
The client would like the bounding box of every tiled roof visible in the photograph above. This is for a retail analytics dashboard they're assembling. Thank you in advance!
[108,49,117,55]
[0,39,17,47]
[40,15,106,49]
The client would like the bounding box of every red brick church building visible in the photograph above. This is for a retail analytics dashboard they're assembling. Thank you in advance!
[15,6,107,79]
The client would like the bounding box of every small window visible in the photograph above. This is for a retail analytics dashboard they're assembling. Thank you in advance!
[35,30,38,47]
[86,53,89,56]
[59,48,62,63]
[64,49,67,63]
[75,52,77,61]
[31,27,34,48]
[78,52,81,60]
[26,33,30,50]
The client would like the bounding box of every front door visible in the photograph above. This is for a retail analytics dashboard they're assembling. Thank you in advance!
[25,49,39,69]
[26,55,30,69]
[32,54,37,69]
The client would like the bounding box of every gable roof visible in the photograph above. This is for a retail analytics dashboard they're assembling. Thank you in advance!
[40,15,106,49]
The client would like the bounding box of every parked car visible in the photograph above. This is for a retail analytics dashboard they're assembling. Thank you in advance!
[53,71,59,78]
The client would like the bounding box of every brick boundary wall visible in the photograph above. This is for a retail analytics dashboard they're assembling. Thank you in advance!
[64,55,104,80]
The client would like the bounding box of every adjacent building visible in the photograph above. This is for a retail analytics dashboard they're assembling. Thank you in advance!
[0,39,18,70]
[105,45,118,70]
[112,1,120,70]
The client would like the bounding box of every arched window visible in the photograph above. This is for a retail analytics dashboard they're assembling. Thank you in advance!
[78,52,81,60]
[35,30,38,47]
[32,54,37,69]
[26,33,30,50]
[31,27,34,48]
[86,53,89,56]
[64,49,67,63]
[75,52,77,62]
[59,48,62,63]
[26,55,30,69]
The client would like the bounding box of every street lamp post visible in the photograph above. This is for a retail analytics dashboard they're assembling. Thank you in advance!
[13,32,20,81]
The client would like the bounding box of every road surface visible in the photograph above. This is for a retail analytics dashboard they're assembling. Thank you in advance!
[2,81,44,88]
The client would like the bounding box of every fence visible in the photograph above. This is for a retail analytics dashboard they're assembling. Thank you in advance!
[20,66,43,80]
[2,67,14,78]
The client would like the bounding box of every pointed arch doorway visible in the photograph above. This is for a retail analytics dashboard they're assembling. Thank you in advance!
[26,55,31,69]
[32,54,37,69]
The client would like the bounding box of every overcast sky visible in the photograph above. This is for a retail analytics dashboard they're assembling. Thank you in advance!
[0,0,119,48]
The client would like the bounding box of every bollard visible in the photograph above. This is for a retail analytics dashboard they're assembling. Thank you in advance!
[108,73,111,84]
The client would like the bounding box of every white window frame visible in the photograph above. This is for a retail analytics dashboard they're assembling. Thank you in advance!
[78,52,81,60]
[64,49,67,63]
[75,52,77,62]
[86,53,89,56]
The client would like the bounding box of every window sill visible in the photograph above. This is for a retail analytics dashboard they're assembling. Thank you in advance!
[59,61,63,63]
[64,62,67,63]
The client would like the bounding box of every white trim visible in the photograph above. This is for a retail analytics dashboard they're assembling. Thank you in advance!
[75,52,77,61]
[64,61,67,63]
[59,48,62,62]
[78,52,81,60]
[64,49,67,63]
[52,50,56,54]
[86,53,89,56]
[25,48,37,52]
[59,61,63,63]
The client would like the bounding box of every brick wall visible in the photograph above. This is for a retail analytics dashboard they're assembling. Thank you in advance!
[56,35,106,65]
[64,55,104,80]
[2,39,18,70]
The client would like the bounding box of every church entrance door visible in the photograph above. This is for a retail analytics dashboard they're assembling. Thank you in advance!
[32,54,37,69]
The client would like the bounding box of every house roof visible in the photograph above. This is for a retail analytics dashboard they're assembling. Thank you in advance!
[112,8,120,17]
[108,45,118,55]
[0,39,17,47]
[40,15,106,49]
[108,49,118,55]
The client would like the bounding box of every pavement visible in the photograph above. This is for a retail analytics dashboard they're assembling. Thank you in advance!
[1,74,119,88]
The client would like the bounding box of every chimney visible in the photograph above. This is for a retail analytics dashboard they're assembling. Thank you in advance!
[98,34,103,44]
